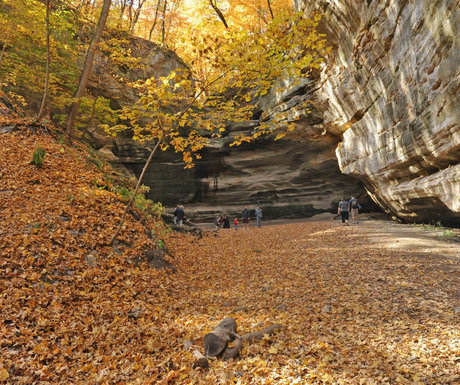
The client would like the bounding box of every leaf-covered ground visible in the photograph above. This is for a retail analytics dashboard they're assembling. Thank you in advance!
[0,128,458,384]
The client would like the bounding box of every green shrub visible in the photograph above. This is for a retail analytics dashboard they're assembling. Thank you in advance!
[32,147,46,167]
[113,184,164,218]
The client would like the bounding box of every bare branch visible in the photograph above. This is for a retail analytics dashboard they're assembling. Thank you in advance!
[209,0,228,29]
[38,0,51,120]
[110,136,162,246]
[267,0,274,20]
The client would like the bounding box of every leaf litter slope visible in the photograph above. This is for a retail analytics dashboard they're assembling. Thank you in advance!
[0,129,459,384]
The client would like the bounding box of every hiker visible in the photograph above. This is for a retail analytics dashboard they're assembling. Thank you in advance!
[255,206,263,227]
[241,206,250,227]
[215,215,223,231]
[173,205,179,225]
[337,198,349,225]
[349,196,362,224]
[233,217,239,230]
[222,215,230,229]
[173,204,185,226]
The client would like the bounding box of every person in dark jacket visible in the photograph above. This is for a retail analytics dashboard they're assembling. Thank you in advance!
[173,205,185,226]
[338,198,349,225]
[241,206,250,227]
[222,215,230,228]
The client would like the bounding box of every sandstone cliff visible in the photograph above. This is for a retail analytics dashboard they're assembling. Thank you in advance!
[91,0,459,225]
[91,36,368,222]
[292,0,459,225]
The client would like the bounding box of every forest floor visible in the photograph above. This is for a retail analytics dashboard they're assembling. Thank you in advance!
[1,126,459,384]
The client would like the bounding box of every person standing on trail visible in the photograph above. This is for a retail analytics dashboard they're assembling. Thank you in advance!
[349,196,361,224]
[255,206,263,228]
[233,217,239,230]
[241,206,250,227]
[338,198,349,225]
[222,215,230,228]
[215,215,223,231]
[173,204,179,225]
[173,205,185,227]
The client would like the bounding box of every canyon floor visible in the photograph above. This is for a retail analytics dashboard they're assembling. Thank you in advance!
[1,129,459,384]
[170,219,459,384]
[198,213,460,259]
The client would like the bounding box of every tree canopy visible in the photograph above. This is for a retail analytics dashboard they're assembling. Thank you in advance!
[0,0,328,162]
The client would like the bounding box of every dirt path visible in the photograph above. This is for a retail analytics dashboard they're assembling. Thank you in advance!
[199,214,460,258]
[348,219,459,258]
[3,216,458,384]
[303,215,460,259]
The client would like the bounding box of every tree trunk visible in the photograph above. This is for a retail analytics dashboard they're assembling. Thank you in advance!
[65,0,112,140]
[203,318,238,357]
[164,0,178,45]
[129,0,146,33]
[127,0,134,31]
[220,324,282,360]
[161,0,167,45]
[118,0,127,26]
[194,318,282,367]
[202,318,281,359]
[0,25,12,67]
[148,0,162,41]
[38,0,51,120]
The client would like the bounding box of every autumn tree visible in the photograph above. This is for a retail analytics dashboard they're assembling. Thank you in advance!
[106,10,328,163]
[37,0,51,120]
[115,0,148,32]
[65,0,112,139]
[0,0,83,113]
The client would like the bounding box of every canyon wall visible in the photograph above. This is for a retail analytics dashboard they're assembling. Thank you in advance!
[94,0,459,224]
[92,37,368,222]
[110,120,368,222]
[293,0,459,224]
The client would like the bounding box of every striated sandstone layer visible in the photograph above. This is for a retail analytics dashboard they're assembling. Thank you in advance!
[293,0,459,224]
[111,132,369,222]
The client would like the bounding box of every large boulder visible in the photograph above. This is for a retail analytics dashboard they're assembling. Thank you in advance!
[293,0,459,225]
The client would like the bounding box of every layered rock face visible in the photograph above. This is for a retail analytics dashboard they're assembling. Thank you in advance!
[294,0,459,224]
[93,1,460,225]
[89,36,189,107]
[91,36,368,222]
[185,136,367,221]
[112,130,368,222]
